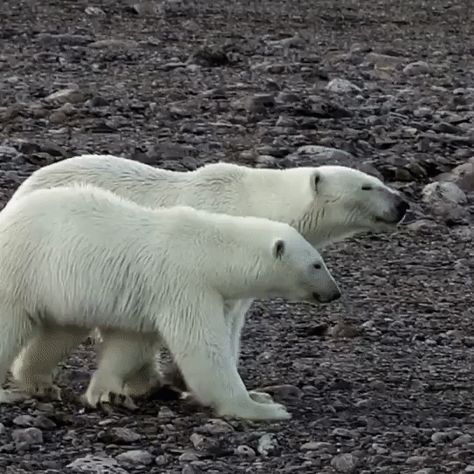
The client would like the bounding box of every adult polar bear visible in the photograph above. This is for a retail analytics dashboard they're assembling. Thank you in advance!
[9,154,408,406]
[0,184,341,420]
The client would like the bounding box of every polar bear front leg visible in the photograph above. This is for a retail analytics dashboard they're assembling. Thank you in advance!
[226,299,274,405]
[11,324,89,400]
[159,302,290,422]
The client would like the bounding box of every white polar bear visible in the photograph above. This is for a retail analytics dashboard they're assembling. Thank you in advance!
[8,155,408,405]
[0,184,341,421]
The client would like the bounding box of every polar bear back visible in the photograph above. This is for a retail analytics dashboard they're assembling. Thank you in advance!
[10,155,313,222]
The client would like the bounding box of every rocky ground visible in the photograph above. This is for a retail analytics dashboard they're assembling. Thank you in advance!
[1,0,473,472]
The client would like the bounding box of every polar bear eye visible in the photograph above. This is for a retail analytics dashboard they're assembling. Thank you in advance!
[361,185,373,191]
[313,263,322,270]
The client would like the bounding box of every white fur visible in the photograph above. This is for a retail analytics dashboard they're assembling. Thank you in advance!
[8,155,406,405]
[0,184,340,420]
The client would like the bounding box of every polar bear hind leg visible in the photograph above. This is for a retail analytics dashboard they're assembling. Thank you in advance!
[11,324,89,400]
[158,300,291,421]
[84,328,161,410]
[0,304,38,404]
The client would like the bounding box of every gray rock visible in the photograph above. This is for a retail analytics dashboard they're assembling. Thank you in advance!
[365,52,406,69]
[301,441,333,451]
[235,445,256,458]
[101,426,142,444]
[116,449,153,466]
[36,33,94,46]
[198,419,234,435]
[85,6,106,16]
[12,427,43,447]
[179,451,199,462]
[406,455,427,465]
[422,181,467,205]
[257,384,302,401]
[290,145,353,163]
[326,78,361,94]
[414,469,436,474]
[431,431,450,443]
[89,39,139,49]
[0,145,19,159]
[44,87,86,105]
[67,455,128,473]
[330,453,358,473]
[257,433,278,456]
[190,433,208,450]
[465,465,474,473]
[13,415,36,427]
[453,434,472,445]
[403,61,431,75]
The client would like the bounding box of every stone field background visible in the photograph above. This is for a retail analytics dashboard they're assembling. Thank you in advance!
[0,0,473,473]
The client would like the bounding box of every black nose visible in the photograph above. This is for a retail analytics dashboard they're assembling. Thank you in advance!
[396,199,409,217]
[313,290,341,303]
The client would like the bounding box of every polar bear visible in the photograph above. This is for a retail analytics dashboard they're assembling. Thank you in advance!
[8,154,408,405]
[0,184,341,421]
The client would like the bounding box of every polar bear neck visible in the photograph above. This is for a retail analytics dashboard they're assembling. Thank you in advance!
[239,167,358,249]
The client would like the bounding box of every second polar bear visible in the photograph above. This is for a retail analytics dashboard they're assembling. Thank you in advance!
[9,154,408,405]
[0,184,340,420]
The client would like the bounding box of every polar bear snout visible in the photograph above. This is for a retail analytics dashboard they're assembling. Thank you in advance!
[312,288,341,304]
[394,196,409,220]
[374,190,410,225]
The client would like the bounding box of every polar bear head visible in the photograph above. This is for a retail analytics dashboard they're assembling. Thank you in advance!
[290,165,409,248]
[235,220,341,304]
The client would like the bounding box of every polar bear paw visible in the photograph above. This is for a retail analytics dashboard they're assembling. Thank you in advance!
[85,374,138,410]
[84,388,138,411]
[217,398,291,421]
[249,390,274,404]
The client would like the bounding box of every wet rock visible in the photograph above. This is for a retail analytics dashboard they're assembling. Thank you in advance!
[12,427,43,447]
[67,455,128,473]
[403,61,431,75]
[326,78,361,94]
[116,449,153,466]
[330,453,359,473]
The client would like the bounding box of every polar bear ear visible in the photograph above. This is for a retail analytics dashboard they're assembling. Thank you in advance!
[312,170,321,193]
[272,239,285,259]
